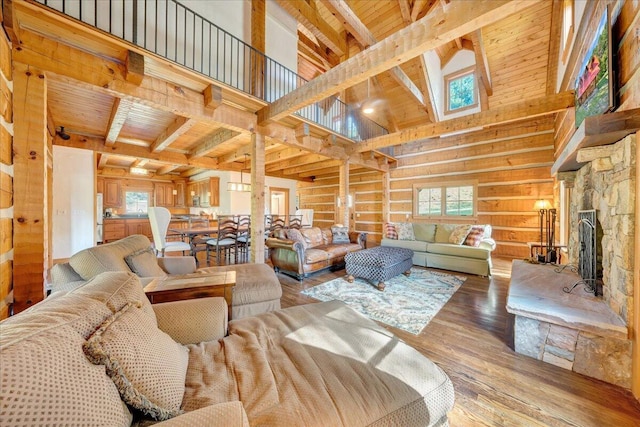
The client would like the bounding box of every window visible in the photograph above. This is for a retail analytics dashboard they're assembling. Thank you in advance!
[444,66,477,114]
[125,191,150,213]
[561,0,574,63]
[413,182,477,219]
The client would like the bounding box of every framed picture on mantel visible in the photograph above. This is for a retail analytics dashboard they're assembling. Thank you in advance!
[574,4,615,128]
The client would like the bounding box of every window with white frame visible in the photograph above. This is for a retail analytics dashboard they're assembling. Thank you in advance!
[444,66,478,114]
[413,182,477,218]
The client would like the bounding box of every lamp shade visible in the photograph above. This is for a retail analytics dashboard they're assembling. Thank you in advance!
[227,182,251,192]
[534,199,551,210]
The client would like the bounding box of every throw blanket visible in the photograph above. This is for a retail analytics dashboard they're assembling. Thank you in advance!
[183,301,453,426]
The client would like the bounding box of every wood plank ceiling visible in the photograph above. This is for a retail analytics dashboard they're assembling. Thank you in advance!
[12,0,559,181]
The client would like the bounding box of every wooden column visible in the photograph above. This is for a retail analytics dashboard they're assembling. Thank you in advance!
[381,171,390,224]
[337,161,349,226]
[633,130,640,400]
[12,62,48,313]
[251,0,266,99]
[250,132,265,264]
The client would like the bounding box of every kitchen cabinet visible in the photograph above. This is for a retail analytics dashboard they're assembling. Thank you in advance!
[174,182,186,207]
[154,182,175,207]
[104,179,122,208]
[187,177,220,207]
[103,219,125,242]
[126,219,153,239]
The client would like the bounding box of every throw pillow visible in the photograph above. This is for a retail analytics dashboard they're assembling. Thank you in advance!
[463,225,486,247]
[124,247,165,277]
[286,228,308,249]
[434,224,457,243]
[384,223,398,240]
[331,225,350,244]
[396,223,415,241]
[83,302,189,421]
[449,225,473,245]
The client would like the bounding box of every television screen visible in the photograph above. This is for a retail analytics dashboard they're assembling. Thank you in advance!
[574,6,614,128]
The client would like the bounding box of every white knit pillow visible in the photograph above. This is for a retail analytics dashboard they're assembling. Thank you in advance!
[449,225,473,245]
[83,302,189,421]
[396,223,415,241]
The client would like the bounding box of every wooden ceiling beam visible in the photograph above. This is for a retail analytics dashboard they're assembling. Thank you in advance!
[14,33,257,133]
[282,159,343,175]
[411,0,439,22]
[470,30,493,96]
[258,0,537,124]
[104,98,133,146]
[217,141,277,166]
[124,51,144,85]
[97,153,109,170]
[156,164,180,175]
[54,133,220,169]
[264,146,308,164]
[187,129,242,159]
[398,0,412,24]
[266,153,330,172]
[151,116,197,152]
[298,30,336,69]
[324,0,426,109]
[358,91,575,152]
[417,54,438,122]
[275,0,346,56]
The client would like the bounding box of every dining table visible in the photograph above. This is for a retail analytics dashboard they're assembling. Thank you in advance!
[169,226,220,245]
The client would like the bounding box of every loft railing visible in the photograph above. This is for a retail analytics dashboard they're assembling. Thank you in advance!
[34,0,388,142]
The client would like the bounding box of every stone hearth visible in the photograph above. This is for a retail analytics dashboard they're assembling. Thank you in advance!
[507,260,631,388]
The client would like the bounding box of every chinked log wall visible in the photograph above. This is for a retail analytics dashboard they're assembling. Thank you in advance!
[297,115,556,259]
[0,25,12,319]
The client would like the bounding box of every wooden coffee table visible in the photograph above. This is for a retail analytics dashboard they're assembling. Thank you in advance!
[144,271,236,319]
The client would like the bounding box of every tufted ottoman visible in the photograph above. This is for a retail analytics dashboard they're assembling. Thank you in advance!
[345,246,414,291]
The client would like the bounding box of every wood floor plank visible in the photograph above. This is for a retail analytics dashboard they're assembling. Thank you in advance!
[268,256,640,426]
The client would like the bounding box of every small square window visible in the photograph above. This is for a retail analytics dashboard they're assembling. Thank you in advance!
[444,67,478,114]
[413,182,477,219]
[125,191,150,214]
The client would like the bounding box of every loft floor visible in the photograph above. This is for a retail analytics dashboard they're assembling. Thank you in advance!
[275,256,640,426]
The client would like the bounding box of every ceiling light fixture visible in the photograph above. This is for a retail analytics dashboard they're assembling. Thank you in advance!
[227,154,252,192]
[361,78,375,114]
[130,167,149,175]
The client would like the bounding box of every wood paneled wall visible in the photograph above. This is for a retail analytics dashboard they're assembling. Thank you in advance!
[0,21,13,319]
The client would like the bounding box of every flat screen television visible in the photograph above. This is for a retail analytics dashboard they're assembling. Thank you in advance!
[574,5,614,128]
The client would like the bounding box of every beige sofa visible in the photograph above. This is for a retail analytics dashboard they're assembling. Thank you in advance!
[50,235,282,319]
[1,271,455,426]
[266,226,366,280]
[382,223,496,276]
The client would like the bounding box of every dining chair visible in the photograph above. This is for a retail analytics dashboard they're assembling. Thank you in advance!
[187,217,211,267]
[288,215,303,230]
[206,215,238,265]
[270,215,286,236]
[148,207,192,256]
[235,215,251,263]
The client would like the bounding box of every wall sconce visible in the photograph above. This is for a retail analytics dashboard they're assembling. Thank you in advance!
[190,191,196,196]
[172,189,178,196]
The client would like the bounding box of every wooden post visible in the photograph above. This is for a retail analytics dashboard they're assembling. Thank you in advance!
[250,132,266,264]
[633,130,640,400]
[251,0,265,99]
[12,62,48,313]
[338,161,349,226]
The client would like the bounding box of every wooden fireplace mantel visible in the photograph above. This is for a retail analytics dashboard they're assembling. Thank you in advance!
[551,108,640,175]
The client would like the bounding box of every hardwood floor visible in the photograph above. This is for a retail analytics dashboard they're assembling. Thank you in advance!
[272,257,640,426]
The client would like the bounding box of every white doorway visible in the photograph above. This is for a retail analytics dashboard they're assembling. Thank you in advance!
[270,187,289,216]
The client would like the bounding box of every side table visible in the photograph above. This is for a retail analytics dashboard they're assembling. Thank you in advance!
[144,271,236,319]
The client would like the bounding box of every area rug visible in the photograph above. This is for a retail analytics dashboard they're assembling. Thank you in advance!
[301,268,466,334]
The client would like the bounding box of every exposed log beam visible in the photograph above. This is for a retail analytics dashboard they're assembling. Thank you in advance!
[14,34,257,133]
[282,159,343,175]
[358,91,575,152]
[105,98,133,146]
[187,129,242,159]
[266,153,330,172]
[324,0,425,108]
[470,30,492,96]
[275,0,346,56]
[156,164,180,175]
[398,0,412,24]
[97,153,109,170]
[217,141,277,166]
[203,84,222,109]
[264,146,309,164]
[417,54,438,122]
[54,133,221,170]
[124,51,144,85]
[150,116,197,153]
[411,0,438,22]
[258,0,537,124]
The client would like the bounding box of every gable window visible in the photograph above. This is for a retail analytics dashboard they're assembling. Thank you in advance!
[413,182,477,219]
[444,66,477,114]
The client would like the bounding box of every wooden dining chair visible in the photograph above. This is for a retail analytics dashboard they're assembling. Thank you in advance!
[235,215,251,263]
[187,217,210,267]
[206,215,238,265]
[288,215,303,230]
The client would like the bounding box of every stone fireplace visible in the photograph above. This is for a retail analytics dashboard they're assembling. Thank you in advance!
[566,133,636,324]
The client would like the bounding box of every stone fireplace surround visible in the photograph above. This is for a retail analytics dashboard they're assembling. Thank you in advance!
[507,134,636,389]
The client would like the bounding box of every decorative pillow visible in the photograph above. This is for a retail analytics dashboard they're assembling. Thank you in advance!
[384,223,398,240]
[463,225,486,247]
[434,224,457,243]
[396,223,415,241]
[124,247,165,277]
[449,225,473,245]
[83,302,189,421]
[331,225,350,244]
[286,228,308,249]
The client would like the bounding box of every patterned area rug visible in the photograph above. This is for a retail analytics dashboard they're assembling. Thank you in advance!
[301,268,466,334]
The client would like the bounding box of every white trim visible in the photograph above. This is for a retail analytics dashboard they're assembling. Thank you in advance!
[0,248,13,263]
[0,206,13,218]
[0,163,13,176]
[494,241,528,247]
[477,211,538,216]
[491,225,538,232]
[389,162,554,182]
[479,178,554,186]
[0,72,12,91]
[0,116,13,135]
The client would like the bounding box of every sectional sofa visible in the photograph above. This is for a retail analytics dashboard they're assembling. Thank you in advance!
[382,222,496,276]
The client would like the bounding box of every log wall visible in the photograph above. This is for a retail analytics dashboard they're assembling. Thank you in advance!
[0,20,12,319]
